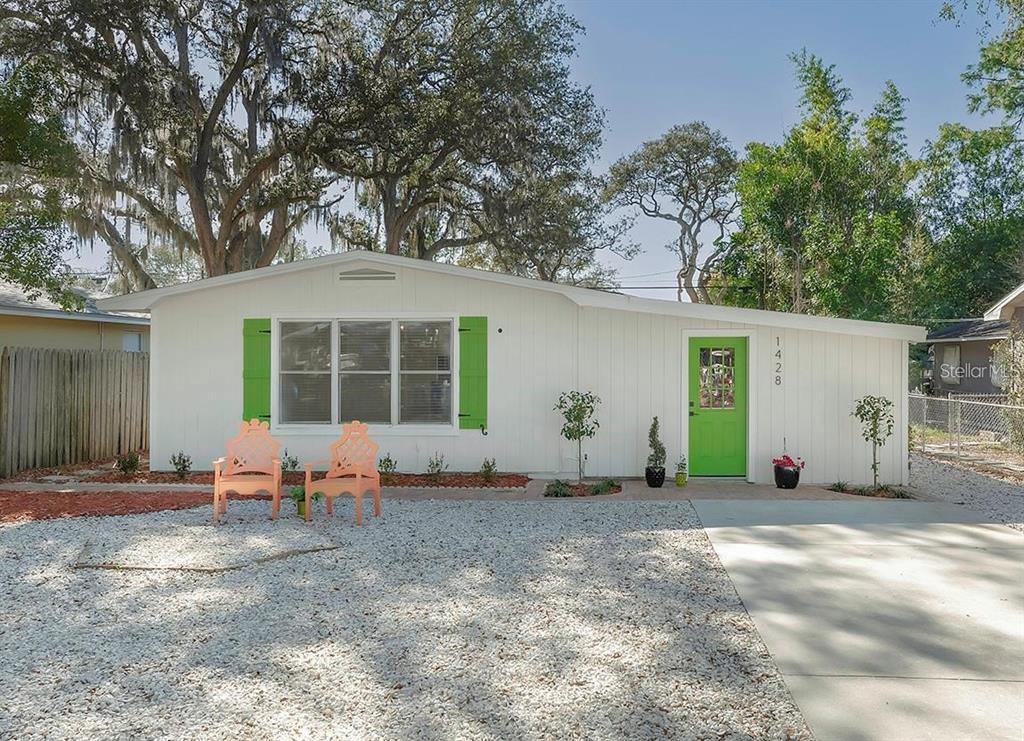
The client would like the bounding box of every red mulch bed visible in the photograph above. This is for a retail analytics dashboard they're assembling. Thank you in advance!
[5,454,531,490]
[85,471,529,488]
[0,490,274,523]
[566,483,622,496]
[835,485,913,499]
[380,472,529,488]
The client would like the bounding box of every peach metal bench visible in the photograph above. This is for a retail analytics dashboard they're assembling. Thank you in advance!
[304,420,382,525]
[212,419,283,524]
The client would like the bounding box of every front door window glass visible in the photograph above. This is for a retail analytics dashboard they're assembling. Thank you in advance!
[699,347,735,409]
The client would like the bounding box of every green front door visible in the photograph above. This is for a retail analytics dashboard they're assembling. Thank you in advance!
[688,337,747,476]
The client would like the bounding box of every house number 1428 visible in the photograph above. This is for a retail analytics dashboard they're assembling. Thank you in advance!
[775,336,782,385]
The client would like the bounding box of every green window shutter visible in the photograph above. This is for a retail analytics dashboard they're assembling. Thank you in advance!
[243,318,272,425]
[458,316,487,431]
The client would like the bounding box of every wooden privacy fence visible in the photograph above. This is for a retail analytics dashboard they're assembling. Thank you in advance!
[0,347,149,477]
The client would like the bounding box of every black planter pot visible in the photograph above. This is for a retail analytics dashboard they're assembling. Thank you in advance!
[774,465,800,489]
[645,466,666,488]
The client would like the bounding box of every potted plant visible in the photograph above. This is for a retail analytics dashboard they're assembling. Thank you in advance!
[772,453,805,489]
[674,455,687,487]
[289,485,323,517]
[645,416,666,487]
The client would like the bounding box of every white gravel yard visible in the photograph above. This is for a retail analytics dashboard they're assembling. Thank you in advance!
[911,453,1024,532]
[0,499,810,740]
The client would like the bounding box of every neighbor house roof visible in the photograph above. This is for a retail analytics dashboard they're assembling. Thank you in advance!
[926,319,1010,343]
[984,280,1024,321]
[96,251,926,342]
[0,281,149,326]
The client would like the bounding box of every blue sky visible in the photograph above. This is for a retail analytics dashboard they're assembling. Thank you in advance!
[572,0,993,297]
[69,1,994,295]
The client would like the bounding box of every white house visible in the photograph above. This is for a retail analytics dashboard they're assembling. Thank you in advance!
[97,252,926,484]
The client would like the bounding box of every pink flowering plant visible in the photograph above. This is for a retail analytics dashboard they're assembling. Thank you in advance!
[772,453,805,469]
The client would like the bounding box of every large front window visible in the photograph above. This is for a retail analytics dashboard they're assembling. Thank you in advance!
[278,318,453,426]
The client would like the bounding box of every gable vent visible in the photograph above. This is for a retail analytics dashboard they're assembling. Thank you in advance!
[337,268,396,282]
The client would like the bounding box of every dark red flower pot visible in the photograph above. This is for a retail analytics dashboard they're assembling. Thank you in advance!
[774,465,800,489]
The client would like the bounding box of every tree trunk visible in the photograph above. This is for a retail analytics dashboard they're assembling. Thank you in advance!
[98,217,157,290]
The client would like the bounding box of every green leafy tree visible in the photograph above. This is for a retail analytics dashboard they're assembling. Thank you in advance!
[554,390,600,482]
[0,63,78,307]
[717,53,918,321]
[604,122,739,302]
[852,395,895,488]
[956,0,1024,132]
[913,1,1024,321]
[993,328,1024,451]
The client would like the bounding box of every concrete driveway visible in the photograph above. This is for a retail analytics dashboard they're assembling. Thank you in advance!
[693,498,1024,741]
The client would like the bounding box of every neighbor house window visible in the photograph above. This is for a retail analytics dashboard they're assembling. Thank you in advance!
[941,344,961,386]
[122,331,143,352]
[277,318,453,426]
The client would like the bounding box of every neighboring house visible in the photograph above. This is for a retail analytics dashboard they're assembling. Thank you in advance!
[98,252,925,485]
[925,280,1024,396]
[0,281,150,352]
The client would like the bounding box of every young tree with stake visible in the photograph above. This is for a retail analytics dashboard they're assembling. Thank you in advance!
[852,395,894,488]
[554,391,600,483]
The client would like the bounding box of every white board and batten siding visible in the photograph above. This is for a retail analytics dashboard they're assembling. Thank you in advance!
[108,253,921,485]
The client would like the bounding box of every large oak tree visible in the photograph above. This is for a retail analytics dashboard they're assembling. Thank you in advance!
[1,0,351,289]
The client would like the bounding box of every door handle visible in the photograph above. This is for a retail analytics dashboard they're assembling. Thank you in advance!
[689,411,696,417]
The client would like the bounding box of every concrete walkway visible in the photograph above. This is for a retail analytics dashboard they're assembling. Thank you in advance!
[692,498,1024,741]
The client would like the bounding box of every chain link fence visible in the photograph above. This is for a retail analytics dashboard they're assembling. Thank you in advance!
[909,393,1024,472]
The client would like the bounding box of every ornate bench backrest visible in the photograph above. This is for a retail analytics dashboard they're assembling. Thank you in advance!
[225,419,281,476]
[327,421,380,478]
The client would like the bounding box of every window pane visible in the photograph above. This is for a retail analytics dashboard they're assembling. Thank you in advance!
[280,322,331,371]
[400,321,451,371]
[280,374,331,423]
[400,373,452,424]
[122,332,143,352]
[339,374,391,424]
[339,321,390,371]
[699,347,735,409]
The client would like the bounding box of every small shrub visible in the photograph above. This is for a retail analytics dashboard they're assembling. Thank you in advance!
[588,478,620,496]
[827,481,849,493]
[378,452,398,475]
[647,417,666,468]
[289,485,324,505]
[543,479,573,498]
[480,457,498,483]
[169,451,192,479]
[675,456,687,475]
[427,452,448,479]
[281,449,299,473]
[115,450,141,475]
[848,484,912,499]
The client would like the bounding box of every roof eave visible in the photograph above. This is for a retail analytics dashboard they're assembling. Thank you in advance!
[95,251,926,342]
[984,281,1024,320]
[0,305,150,325]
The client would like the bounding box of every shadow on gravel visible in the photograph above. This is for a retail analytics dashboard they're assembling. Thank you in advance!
[0,500,812,739]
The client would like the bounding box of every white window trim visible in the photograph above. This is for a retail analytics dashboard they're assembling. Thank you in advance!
[270,313,459,436]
